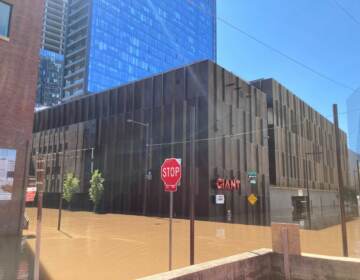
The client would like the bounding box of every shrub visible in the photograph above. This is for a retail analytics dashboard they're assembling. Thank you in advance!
[89,170,105,211]
[63,173,80,204]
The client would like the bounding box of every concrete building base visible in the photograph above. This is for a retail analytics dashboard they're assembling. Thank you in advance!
[270,187,342,229]
[138,249,360,280]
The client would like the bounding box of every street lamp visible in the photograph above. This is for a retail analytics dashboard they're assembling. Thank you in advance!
[127,119,151,215]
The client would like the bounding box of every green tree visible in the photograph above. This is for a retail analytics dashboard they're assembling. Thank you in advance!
[63,173,80,206]
[89,170,105,212]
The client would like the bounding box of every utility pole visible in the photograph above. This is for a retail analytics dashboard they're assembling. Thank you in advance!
[357,160,360,194]
[304,158,311,229]
[356,160,360,217]
[58,130,66,231]
[304,149,322,230]
[333,104,348,257]
[143,124,150,216]
[189,106,195,265]
[57,149,65,231]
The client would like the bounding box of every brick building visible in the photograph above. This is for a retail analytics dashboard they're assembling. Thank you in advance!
[0,0,44,235]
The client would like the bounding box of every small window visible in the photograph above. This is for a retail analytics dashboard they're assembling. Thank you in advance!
[0,1,12,38]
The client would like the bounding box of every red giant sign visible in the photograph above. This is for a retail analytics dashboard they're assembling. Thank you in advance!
[161,158,182,192]
[216,178,240,190]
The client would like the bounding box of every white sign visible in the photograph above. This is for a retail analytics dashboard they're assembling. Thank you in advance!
[0,148,16,201]
[298,189,304,196]
[215,194,225,204]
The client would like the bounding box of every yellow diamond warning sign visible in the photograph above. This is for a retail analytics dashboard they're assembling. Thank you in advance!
[248,194,258,205]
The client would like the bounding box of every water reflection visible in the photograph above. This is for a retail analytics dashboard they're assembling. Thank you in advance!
[0,236,32,280]
[0,236,49,280]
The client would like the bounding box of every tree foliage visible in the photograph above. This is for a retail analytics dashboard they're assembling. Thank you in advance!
[63,173,80,203]
[89,170,105,208]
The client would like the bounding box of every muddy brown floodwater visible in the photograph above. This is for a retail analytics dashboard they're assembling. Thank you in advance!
[20,208,360,280]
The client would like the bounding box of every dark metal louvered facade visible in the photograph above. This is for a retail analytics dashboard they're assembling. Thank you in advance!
[32,60,271,225]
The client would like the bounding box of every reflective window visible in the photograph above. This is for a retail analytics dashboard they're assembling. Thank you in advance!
[0,1,11,38]
[87,0,216,93]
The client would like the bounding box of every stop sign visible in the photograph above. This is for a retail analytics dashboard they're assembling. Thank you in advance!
[161,158,181,192]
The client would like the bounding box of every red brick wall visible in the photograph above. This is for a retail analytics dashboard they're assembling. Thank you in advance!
[0,0,44,235]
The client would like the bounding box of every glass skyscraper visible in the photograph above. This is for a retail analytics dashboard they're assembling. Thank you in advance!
[37,50,64,106]
[347,89,360,154]
[63,0,216,98]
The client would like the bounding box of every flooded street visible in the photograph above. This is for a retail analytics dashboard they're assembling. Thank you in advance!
[0,237,32,280]
[2,208,357,279]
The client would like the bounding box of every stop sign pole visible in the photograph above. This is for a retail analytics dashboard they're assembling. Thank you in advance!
[161,158,181,271]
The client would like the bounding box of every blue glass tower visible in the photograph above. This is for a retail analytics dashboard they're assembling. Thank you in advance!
[63,0,216,98]
[347,89,360,154]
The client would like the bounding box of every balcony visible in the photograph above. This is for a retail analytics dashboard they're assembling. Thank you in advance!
[65,57,85,70]
[69,3,89,20]
[45,6,64,20]
[64,68,84,81]
[66,33,86,48]
[65,46,86,60]
[70,14,88,28]
[44,31,62,43]
[63,78,84,91]
[67,23,87,39]
[45,16,63,30]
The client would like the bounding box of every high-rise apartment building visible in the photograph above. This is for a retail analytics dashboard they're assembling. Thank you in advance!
[63,0,216,98]
[41,0,67,54]
[36,0,68,106]
[347,89,360,154]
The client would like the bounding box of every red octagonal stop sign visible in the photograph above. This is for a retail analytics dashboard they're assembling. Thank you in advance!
[161,158,181,192]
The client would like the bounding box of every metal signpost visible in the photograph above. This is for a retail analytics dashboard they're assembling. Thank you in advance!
[161,158,182,271]
[34,157,45,280]
[248,171,258,206]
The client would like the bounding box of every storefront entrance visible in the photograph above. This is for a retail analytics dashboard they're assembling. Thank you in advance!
[292,196,308,221]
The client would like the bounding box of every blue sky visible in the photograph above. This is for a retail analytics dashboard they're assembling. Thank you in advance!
[217,0,360,133]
